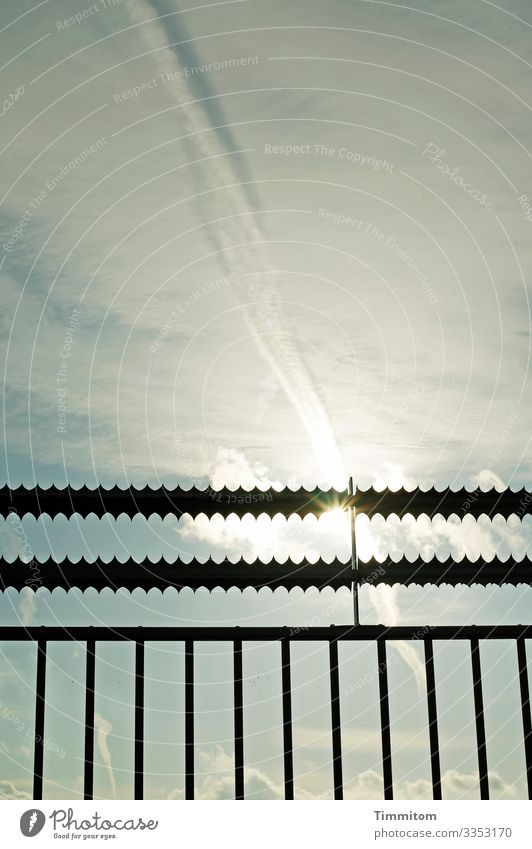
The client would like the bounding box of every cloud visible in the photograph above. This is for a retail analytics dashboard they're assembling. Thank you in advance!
[166,745,284,800]
[18,587,37,626]
[125,0,347,488]
[209,448,279,492]
[94,714,117,799]
[163,745,517,800]
[345,769,384,800]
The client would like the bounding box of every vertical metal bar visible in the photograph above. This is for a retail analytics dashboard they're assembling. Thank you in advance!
[348,476,360,626]
[33,637,47,800]
[329,639,343,799]
[234,639,244,800]
[185,639,194,800]
[84,638,95,800]
[424,639,442,800]
[281,637,294,800]
[377,638,393,799]
[134,640,144,800]
[471,638,490,800]
[517,637,532,800]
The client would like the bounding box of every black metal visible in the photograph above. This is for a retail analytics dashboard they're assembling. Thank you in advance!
[424,639,442,800]
[185,639,194,800]
[234,639,244,800]
[2,556,529,592]
[281,637,294,800]
[3,556,531,593]
[2,624,531,642]
[377,638,393,800]
[1,626,529,801]
[329,639,343,799]
[471,638,490,800]
[348,477,360,624]
[517,638,532,799]
[2,484,529,519]
[33,638,47,800]
[84,639,95,800]
[134,640,144,800]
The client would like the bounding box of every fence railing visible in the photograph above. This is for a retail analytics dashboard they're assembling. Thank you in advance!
[1,484,530,800]
[1,624,530,802]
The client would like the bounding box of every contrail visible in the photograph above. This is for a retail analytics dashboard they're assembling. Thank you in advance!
[369,584,426,693]
[94,714,117,798]
[126,1,346,487]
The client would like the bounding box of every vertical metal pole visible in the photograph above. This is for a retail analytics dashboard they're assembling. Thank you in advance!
[84,638,95,800]
[424,639,442,800]
[517,637,532,800]
[33,637,47,800]
[377,638,393,800]
[185,639,194,800]
[234,639,244,800]
[281,637,294,800]
[348,476,359,626]
[471,638,490,800]
[134,640,144,800]
[329,639,343,799]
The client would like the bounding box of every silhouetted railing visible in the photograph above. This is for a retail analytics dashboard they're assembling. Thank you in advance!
[1,625,530,801]
[1,483,531,518]
[1,484,530,591]
[1,484,531,800]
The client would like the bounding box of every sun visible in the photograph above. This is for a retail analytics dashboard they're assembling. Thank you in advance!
[321,507,350,536]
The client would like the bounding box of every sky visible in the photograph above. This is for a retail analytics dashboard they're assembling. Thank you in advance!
[0,0,531,801]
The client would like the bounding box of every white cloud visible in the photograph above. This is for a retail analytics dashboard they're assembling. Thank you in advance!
[94,714,117,800]
[163,745,517,800]
[18,587,37,626]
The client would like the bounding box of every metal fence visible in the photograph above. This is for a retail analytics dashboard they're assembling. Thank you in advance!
[1,624,530,801]
[1,483,530,800]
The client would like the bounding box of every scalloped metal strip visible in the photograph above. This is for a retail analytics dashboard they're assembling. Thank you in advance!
[0,556,529,591]
[1,486,530,518]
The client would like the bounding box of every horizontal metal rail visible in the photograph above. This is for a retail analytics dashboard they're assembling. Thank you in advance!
[1,485,530,519]
[1,626,528,802]
[1,624,531,641]
[0,624,532,642]
[0,556,529,591]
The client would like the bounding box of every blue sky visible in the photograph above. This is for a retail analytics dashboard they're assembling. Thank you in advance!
[0,0,531,800]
